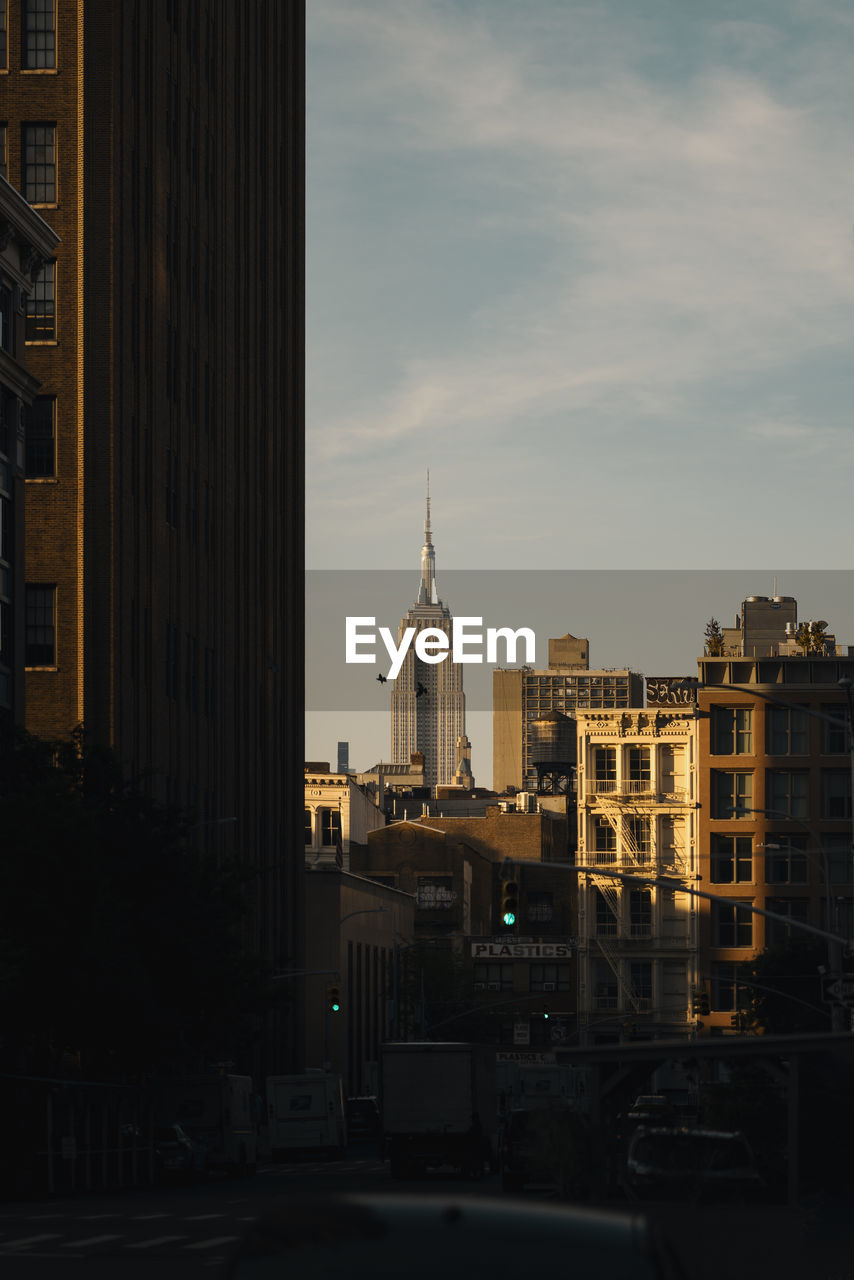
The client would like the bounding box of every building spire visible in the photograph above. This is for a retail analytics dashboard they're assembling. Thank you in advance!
[417,472,438,605]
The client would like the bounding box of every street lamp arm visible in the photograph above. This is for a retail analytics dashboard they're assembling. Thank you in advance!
[686,678,848,729]
[549,862,849,948]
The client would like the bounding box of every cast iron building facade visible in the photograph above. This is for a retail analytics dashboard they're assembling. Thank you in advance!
[2,1,305,1073]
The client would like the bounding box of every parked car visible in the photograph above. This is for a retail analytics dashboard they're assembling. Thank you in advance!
[625,1126,764,1201]
[345,1096,382,1145]
[499,1105,591,1197]
[626,1095,676,1124]
[153,1123,204,1182]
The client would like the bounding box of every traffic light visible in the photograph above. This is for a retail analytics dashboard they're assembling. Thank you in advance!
[691,988,710,1017]
[327,984,341,1014]
[543,1006,550,1020]
[501,878,519,929]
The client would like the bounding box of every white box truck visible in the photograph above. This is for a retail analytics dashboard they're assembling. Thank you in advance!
[152,1074,257,1177]
[380,1041,497,1178]
[266,1072,347,1160]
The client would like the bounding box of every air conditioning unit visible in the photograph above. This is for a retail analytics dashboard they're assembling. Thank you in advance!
[487,982,500,991]
[473,982,486,991]
[542,982,556,992]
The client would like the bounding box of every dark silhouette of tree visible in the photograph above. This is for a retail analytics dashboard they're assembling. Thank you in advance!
[0,724,268,1079]
[741,936,828,1035]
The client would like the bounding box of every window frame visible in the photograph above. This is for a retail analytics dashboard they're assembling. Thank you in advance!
[710,834,753,885]
[763,834,809,885]
[25,395,56,477]
[711,770,754,819]
[766,705,808,757]
[25,259,56,341]
[712,900,753,948]
[21,0,57,70]
[711,706,753,755]
[22,122,57,204]
[822,769,852,820]
[25,582,56,667]
[766,769,809,820]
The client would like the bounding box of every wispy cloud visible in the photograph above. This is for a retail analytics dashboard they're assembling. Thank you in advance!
[308,1,854,567]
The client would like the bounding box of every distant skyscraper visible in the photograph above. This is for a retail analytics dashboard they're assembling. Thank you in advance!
[391,483,464,790]
[337,741,350,773]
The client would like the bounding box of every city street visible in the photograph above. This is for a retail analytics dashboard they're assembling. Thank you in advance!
[2,1148,852,1280]
[0,1149,503,1279]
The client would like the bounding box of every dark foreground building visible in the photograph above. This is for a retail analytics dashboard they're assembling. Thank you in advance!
[2,1,305,1075]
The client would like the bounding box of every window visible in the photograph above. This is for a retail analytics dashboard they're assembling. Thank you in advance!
[529,963,571,992]
[593,746,616,789]
[823,834,851,886]
[766,706,808,756]
[22,0,56,68]
[22,124,56,203]
[710,834,752,884]
[625,815,651,862]
[711,770,753,818]
[319,808,340,848]
[822,770,852,820]
[710,964,749,1013]
[713,901,753,948]
[416,875,455,909]
[0,388,11,457]
[25,261,55,340]
[304,808,312,846]
[25,584,55,665]
[0,2,6,67]
[0,492,9,563]
[595,889,617,936]
[473,962,512,991]
[25,396,55,476]
[629,888,652,938]
[593,818,616,862]
[629,961,653,1007]
[766,770,809,820]
[822,706,847,754]
[763,835,808,885]
[593,960,618,1010]
[712,706,753,755]
[526,891,553,923]
[0,281,11,352]
[628,746,651,785]
[765,897,809,947]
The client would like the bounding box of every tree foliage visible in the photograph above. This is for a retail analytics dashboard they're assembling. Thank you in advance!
[740,936,829,1035]
[704,617,725,657]
[0,724,268,1079]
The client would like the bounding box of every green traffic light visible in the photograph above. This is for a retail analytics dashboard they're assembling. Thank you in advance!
[502,910,516,926]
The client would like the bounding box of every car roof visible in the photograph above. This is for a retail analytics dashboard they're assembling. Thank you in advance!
[228,1194,665,1279]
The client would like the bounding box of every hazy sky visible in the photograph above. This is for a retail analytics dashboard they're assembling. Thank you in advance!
[306,0,854,778]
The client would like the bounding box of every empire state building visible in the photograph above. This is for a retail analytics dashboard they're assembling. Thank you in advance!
[390,487,465,789]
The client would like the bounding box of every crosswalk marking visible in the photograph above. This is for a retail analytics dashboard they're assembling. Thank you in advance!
[184,1235,239,1250]
[64,1234,125,1247]
[186,1213,224,1220]
[132,1212,172,1220]
[128,1235,189,1249]
[3,1234,62,1248]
